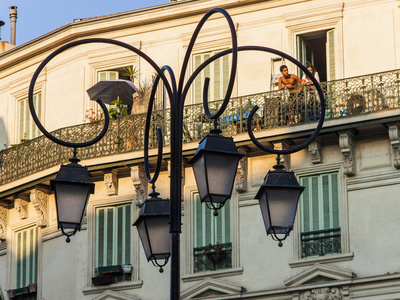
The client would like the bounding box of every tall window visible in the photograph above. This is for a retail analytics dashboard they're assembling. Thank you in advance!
[95,204,132,270]
[299,172,340,258]
[192,50,229,104]
[15,227,38,289]
[297,29,335,82]
[18,93,42,142]
[193,193,232,273]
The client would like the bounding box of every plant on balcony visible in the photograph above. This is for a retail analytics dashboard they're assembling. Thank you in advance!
[108,99,128,119]
[84,108,103,123]
[202,242,226,266]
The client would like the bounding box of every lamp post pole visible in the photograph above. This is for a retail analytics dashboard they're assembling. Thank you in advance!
[28,8,325,300]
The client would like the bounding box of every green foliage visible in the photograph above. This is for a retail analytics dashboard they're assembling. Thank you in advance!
[121,65,139,82]
[108,99,128,119]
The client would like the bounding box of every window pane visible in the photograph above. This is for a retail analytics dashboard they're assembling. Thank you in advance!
[193,193,232,273]
[300,173,341,258]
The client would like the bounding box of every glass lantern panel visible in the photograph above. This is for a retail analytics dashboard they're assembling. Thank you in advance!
[265,188,302,234]
[55,183,90,228]
[205,153,240,200]
[145,216,170,260]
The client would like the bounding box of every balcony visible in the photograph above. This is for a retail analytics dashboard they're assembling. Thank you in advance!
[0,69,399,186]
[301,228,341,258]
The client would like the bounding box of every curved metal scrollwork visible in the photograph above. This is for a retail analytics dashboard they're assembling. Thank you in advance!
[28,38,174,156]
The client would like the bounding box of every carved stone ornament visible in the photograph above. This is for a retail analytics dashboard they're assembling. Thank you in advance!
[273,142,291,170]
[339,131,355,176]
[308,140,322,164]
[388,123,400,169]
[0,206,8,241]
[14,196,29,220]
[301,287,342,300]
[235,155,247,193]
[104,169,118,196]
[131,164,148,207]
[30,189,49,228]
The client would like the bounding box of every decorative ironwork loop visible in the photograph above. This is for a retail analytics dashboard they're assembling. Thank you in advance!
[28,38,174,149]
[179,7,238,120]
[144,66,177,184]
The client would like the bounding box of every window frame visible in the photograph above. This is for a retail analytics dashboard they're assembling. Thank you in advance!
[17,92,43,142]
[183,185,242,281]
[8,220,42,299]
[86,196,139,289]
[192,49,230,105]
[285,4,344,80]
[290,163,352,267]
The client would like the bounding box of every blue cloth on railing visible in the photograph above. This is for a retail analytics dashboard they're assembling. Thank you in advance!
[223,110,251,124]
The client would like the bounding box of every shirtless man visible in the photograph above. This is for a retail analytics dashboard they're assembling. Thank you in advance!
[278,65,302,92]
[278,65,303,123]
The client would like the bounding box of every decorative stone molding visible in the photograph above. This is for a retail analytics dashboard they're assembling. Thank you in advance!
[308,140,322,164]
[104,169,118,196]
[388,123,400,169]
[30,189,49,228]
[131,164,148,207]
[0,206,8,241]
[301,287,342,300]
[235,155,247,193]
[273,142,291,170]
[338,131,355,176]
[13,195,29,220]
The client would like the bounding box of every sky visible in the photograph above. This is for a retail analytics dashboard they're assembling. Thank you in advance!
[0,0,169,46]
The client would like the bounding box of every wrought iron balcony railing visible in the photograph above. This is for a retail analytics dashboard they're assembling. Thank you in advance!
[301,228,341,258]
[0,69,399,186]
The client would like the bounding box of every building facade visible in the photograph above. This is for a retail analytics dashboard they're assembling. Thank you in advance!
[1,0,400,299]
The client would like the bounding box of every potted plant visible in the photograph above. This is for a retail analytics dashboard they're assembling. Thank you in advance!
[202,242,226,266]
[122,264,132,274]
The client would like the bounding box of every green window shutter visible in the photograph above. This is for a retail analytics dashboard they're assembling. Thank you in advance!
[18,99,25,142]
[15,227,38,288]
[326,29,336,81]
[192,50,229,104]
[98,71,119,82]
[95,204,132,268]
[193,193,231,247]
[300,172,340,258]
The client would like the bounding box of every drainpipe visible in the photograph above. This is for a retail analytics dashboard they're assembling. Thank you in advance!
[9,6,17,45]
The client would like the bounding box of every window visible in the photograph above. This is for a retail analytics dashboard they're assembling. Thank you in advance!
[94,204,132,283]
[296,29,335,82]
[18,93,42,142]
[193,193,232,273]
[15,227,38,289]
[299,172,340,258]
[192,50,229,104]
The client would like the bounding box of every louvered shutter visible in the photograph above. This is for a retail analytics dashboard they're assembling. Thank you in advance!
[300,173,339,233]
[326,29,336,81]
[96,204,132,268]
[15,227,38,288]
[193,193,231,248]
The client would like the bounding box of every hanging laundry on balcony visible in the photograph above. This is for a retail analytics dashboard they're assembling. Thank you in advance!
[87,79,138,105]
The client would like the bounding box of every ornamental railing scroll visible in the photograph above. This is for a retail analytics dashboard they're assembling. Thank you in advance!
[0,69,399,185]
[301,227,341,258]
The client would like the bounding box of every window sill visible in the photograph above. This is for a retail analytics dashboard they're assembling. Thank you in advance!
[289,252,354,268]
[182,267,243,283]
[82,280,143,295]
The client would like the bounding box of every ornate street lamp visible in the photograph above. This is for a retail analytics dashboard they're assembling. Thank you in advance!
[190,128,244,216]
[255,158,305,247]
[50,155,94,242]
[29,7,325,300]
[134,189,170,273]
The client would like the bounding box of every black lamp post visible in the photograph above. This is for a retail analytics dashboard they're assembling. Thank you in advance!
[29,7,325,300]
